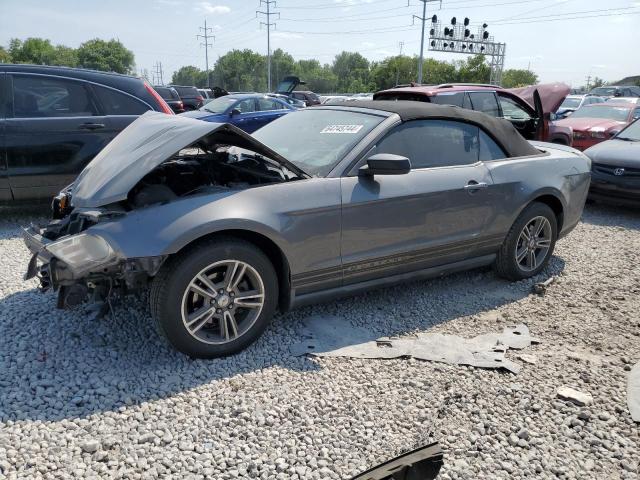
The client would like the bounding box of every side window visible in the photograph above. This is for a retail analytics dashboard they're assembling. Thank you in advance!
[479,130,507,161]
[0,74,6,118]
[462,93,472,109]
[468,92,501,117]
[430,92,464,107]
[375,119,479,169]
[257,97,280,111]
[235,98,255,113]
[12,75,97,118]
[633,108,640,120]
[93,85,150,115]
[498,96,532,120]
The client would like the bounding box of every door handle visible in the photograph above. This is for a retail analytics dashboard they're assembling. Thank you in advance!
[78,122,105,130]
[464,181,488,192]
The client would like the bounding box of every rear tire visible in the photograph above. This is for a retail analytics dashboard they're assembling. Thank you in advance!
[150,237,278,358]
[495,202,558,281]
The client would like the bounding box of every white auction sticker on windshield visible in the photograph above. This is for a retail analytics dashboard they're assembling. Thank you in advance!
[321,124,364,134]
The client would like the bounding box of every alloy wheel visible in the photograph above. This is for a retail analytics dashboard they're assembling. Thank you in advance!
[514,216,552,272]
[180,260,265,345]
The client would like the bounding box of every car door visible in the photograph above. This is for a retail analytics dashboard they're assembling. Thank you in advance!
[255,97,289,130]
[5,73,112,200]
[0,73,10,201]
[496,92,537,140]
[90,83,153,138]
[230,98,259,133]
[340,119,495,285]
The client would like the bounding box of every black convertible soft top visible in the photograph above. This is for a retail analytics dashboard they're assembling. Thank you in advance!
[324,100,540,158]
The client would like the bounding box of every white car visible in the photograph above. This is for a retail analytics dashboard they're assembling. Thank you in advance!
[556,94,605,119]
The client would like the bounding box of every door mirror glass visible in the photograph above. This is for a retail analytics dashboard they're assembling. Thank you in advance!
[359,154,411,176]
[230,108,241,116]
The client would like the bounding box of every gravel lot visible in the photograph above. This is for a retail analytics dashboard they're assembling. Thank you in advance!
[0,204,638,479]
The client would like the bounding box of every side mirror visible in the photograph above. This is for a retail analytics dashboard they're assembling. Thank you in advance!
[230,108,241,116]
[359,153,411,176]
[549,112,557,121]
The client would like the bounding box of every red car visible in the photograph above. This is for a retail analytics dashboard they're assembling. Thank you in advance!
[374,83,572,145]
[554,103,640,150]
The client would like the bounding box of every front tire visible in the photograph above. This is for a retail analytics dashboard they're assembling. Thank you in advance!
[495,202,558,281]
[150,237,278,358]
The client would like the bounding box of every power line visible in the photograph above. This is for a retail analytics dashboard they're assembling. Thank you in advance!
[276,24,419,35]
[491,6,640,24]
[257,0,280,91]
[197,19,214,87]
[276,0,391,9]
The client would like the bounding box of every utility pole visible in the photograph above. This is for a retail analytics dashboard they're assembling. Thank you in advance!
[395,41,404,86]
[257,0,279,91]
[585,75,592,91]
[197,19,214,87]
[413,0,441,85]
[153,61,164,85]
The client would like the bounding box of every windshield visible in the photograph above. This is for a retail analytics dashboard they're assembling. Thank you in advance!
[252,109,385,176]
[200,96,237,114]
[569,105,630,121]
[559,97,581,109]
[616,119,640,141]
[590,87,617,96]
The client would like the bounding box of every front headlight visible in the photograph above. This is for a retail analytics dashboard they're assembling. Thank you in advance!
[46,234,115,272]
[590,129,607,139]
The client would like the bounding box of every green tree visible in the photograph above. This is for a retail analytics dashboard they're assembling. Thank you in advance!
[501,69,539,88]
[76,39,134,74]
[8,38,56,65]
[0,46,11,63]
[213,49,267,91]
[370,55,416,90]
[270,48,296,89]
[294,59,337,93]
[332,51,370,92]
[591,77,606,89]
[172,65,207,87]
[454,54,491,83]
[52,45,78,67]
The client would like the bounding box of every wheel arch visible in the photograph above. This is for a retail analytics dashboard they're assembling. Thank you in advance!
[172,228,292,312]
[527,192,565,231]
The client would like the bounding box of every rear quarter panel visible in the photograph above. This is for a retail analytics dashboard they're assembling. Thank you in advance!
[484,143,590,240]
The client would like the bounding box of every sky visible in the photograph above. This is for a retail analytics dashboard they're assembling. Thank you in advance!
[1,0,639,88]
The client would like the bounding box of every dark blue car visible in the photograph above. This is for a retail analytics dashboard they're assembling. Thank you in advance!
[180,93,295,133]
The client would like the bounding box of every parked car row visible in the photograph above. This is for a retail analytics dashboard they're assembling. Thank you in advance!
[0,64,174,202]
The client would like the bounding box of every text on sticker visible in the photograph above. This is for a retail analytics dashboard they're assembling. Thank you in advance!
[321,125,364,134]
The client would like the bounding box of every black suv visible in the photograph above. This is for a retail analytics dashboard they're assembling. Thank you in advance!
[0,64,174,202]
[169,85,204,111]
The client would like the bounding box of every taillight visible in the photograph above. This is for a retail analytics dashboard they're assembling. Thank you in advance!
[143,81,175,115]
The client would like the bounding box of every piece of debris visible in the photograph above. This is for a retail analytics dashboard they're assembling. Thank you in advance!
[291,315,540,374]
[532,276,556,295]
[628,362,640,422]
[518,354,537,365]
[349,442,443,480]
[556,387,593,406]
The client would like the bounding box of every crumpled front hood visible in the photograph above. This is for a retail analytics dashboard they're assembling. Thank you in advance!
[584,138,640,167]
[507,83,570,114]
[72,111,307,209]
[554,117,625,132]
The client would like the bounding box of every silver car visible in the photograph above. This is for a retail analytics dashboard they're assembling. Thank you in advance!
[23,102,591,358]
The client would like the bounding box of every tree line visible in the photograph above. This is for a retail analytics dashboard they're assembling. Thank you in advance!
[1,37,544,92]
[173,48,540,93]
[0,38,135,74]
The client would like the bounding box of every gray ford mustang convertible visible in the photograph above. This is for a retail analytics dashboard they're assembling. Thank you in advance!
[23,101,591,358]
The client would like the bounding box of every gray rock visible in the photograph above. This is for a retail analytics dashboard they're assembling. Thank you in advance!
[557,387,594,406]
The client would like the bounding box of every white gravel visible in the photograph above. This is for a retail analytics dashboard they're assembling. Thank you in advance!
[0,203,639,479]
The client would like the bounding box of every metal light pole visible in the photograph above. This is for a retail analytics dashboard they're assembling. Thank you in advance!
[257,0,279,91]
[414,0,441,85]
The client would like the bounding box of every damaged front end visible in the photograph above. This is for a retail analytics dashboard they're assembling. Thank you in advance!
[22,111,304,313]
[23,209,166,311]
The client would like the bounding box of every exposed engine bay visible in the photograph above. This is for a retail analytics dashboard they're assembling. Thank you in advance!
[27,140,300,312]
